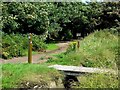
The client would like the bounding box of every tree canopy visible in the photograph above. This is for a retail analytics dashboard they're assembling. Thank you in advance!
[1,2,120,40]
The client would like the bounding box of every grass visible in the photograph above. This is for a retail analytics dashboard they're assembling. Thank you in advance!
[21,43,58,56]
[46,43,59,51]
[2,64,61,88]
[0,64,2,89]
[46,30,118,69]
[76,73,118,88]
[2,30,119,88]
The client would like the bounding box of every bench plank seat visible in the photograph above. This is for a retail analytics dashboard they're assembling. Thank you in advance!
[49,65,117,75]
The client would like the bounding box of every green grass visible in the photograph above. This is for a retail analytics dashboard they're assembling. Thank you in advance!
[2,64,60,88]
[76,73,118,88]
[23,43,58,56]
[46,30,118,69]
[46,43,59,51]
[25,50,38,56]
[0,64,2,89]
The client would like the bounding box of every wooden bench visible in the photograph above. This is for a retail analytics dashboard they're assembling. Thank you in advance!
[49,64,117,75]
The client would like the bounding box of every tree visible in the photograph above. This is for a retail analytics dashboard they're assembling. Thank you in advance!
[2,2,49,35]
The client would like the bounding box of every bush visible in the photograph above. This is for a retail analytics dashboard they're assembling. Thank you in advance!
[1,32,46,59]
[32,34,47,51]
[2,33,26,59]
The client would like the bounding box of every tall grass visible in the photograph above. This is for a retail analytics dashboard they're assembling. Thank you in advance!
[46,30,118,69]
[76,73,118,88]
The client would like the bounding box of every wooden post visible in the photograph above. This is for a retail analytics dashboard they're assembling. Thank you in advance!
[77,40,80,49]
[28,33,32,63]
[76,33,81,49]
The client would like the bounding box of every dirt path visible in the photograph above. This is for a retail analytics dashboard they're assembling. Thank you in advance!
[0,42,69,64]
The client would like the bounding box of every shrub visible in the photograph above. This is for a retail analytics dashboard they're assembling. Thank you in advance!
[2,33,27,59]
[1,32,47,59]
[32,34,47,51]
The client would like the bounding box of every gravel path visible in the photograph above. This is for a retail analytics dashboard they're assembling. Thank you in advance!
[0,42,69,64]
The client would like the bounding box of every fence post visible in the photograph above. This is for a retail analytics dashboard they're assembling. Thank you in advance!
[28,33,32,63]
[76,33,81,50]
[77,40,80,49]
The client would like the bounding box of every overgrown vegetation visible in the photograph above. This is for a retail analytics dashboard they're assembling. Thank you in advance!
[46,29,118,88]
[65,41,77,54]
[1,32,47,59]
[1,2,119,39]
[77,73,118,88]
[46,29,118,69]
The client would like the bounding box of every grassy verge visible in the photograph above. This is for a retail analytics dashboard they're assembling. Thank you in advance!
[2,64,61,88]
[46,43,59,51]
[46,30,118,69]
[76,73,118,88]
